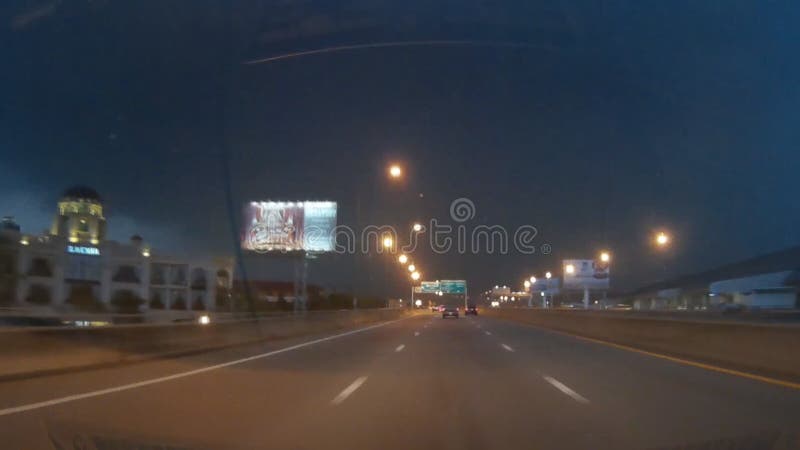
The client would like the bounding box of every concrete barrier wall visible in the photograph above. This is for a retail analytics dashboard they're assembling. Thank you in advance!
[483,309,800,381]
[0,309,411,380]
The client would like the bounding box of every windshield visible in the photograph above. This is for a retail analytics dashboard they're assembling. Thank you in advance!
[2,1,800,449]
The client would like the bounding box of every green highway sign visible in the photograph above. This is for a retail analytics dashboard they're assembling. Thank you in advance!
[420,281,440,293]
[439,280,466,294]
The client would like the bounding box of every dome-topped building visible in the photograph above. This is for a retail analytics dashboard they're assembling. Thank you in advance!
[2,186,234,313]
[52,185,106,244]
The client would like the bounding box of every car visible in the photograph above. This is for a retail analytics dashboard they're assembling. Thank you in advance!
[442,306,459,319]
[464,305,478,316]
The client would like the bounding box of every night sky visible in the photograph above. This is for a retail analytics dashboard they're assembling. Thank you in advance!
[2,1,799,295]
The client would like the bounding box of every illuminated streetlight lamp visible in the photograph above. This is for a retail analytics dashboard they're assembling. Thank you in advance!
[388,164,402,179]
[655,231,670,247]
[408,264,416,273]
[565,264,575,274]
[398,254,408,264]
[600,251,611,263]
[529,276,537,284]
[545,271,552,279]
[523,280,531,289]
[411,271,420,281]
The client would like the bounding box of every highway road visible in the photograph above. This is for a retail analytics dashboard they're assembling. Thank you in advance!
[1,313,799,449]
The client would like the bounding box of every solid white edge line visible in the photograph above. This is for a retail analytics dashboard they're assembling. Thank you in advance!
[395,344,405,352]
[331,376,369,405]
[0,318,405,417]
[501,344,514,352]
[543,376,590,404]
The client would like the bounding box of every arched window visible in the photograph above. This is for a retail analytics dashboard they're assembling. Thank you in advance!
[191,268,207,290]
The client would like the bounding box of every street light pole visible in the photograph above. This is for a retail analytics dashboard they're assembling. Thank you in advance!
[545,271,552,308]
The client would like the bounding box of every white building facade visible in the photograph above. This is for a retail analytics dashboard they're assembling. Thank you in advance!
[1,186,232,312]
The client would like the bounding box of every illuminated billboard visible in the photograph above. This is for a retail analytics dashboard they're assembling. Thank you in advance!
[563,259,610,289]
[242,201,337,253]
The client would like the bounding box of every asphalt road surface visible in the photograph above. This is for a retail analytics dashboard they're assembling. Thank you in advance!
[1,314,799,449]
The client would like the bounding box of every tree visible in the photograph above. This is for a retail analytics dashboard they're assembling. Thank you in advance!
[110,290,144,314]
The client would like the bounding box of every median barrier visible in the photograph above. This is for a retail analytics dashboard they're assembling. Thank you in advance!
[483,308,800,382]
[0,308,413,381]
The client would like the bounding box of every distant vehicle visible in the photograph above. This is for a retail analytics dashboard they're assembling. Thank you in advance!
[465,305,478,316]
[438,305,445,312]
[442,305,459,319]
[607,303,633,311]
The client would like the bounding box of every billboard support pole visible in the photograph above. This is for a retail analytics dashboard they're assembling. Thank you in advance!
[293,252,308,314]
[583,287,590,309]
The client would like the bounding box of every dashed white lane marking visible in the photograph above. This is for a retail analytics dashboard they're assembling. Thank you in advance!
[0,318,406,417]
[485,331,492,336]
[543,376,590,404]
[395,344,405,352]
[331,376,369,405]
[501,344,514,352]
[414,331,420,336]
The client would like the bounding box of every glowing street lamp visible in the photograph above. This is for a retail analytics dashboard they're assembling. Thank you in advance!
[523,280,531,289]
[545,271,552,279]
[398,254,408,264]
[655,231,670,247]
[388,164,402,179]
[411,271,420,281]
[408,264,416,273]
[565,264,575,274]
[529,276,537,284]
[600,251,611,263]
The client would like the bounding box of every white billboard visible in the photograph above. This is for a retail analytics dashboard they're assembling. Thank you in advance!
[563,259,610,289]
[241,201,337,253]
[530,277,560,294]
